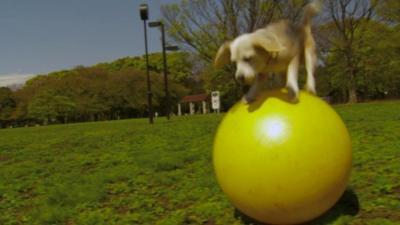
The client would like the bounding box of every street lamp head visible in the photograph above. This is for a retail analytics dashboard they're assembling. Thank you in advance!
[165,45,179,51]
[149,21,163,27]
[139,4,148,20]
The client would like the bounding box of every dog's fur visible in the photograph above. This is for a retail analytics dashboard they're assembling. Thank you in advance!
[215,1,321,103]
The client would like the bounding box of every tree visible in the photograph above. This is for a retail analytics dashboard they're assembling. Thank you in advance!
[27,91,76,124]
[94,52,193,84]
[322,0,379,103]
[53,95,76,123]
[0,87,16,125]
[28,91,58,125]
[375,0,400,23]
[13,60,190,125]
[355,21,400,99]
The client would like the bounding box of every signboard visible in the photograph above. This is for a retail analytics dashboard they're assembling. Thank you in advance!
[211,91,220,111]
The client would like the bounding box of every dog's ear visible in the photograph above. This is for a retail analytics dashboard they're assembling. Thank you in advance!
[251,32,285,52]
[214,42,231,68]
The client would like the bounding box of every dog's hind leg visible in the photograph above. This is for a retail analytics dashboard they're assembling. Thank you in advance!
[304,39,317,94]
[302,1,318,95]
[286,55,300,102]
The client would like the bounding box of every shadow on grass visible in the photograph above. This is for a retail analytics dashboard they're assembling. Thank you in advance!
[234,188,359,225]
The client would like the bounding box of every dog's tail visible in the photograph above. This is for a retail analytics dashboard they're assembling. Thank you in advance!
[302,0,322,29]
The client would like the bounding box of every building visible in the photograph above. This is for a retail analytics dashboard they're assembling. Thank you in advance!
[178,94,209,115]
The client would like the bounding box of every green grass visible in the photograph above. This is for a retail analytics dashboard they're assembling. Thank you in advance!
[0,101,399,225]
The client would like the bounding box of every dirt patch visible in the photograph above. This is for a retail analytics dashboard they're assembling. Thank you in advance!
[116,206,130,214]
[391,185,400,195]
[204,219,216,225]
[176,201,192,209]
[158,197,170,209]
[20,188,35,199]
[0,155,9,162]
[65,219,75,225]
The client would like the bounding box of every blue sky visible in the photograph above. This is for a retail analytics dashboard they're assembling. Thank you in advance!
[0,0,179,79]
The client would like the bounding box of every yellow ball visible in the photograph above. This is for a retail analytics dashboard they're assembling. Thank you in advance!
[213,89,352,225]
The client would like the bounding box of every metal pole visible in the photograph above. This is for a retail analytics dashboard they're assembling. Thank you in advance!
[143,20,154,124]
[161,24,170,120]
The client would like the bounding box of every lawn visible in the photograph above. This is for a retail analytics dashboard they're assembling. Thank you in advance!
[0,101,399,225]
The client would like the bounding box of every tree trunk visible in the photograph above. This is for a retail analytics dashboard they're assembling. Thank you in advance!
[347,65,358,103]
[348,87,358,103]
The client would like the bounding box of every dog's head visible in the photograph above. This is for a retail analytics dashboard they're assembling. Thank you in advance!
[214,31,284,85]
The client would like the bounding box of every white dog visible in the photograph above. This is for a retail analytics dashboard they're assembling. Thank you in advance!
[215,1,321,103]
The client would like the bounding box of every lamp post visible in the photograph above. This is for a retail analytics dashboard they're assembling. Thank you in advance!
[139,3,153,124]
[149,21,179,120]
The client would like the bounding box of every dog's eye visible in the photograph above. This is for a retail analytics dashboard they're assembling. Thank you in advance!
[243,56,252,63]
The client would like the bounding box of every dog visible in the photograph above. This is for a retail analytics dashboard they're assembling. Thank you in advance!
[214,1,321,103]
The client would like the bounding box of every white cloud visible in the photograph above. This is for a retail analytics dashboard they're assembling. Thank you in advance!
[0,73,36,88]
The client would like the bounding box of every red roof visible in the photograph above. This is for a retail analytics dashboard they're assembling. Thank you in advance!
[180,94,208,103]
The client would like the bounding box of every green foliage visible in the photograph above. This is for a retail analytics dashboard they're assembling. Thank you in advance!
[0,101,400,224]
[6,63,189,126]
[94,52,193,83]
[321,19,400,102]
[27,91,76,124]
[0,87,16,121]
[375,0,400,23]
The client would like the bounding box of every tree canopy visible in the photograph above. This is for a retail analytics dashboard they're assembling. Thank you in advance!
[0,54,190,128]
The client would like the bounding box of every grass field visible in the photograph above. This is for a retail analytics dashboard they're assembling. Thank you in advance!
[0,101,399,225]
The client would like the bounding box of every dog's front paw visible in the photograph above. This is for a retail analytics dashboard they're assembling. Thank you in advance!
[242,95,255,104]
